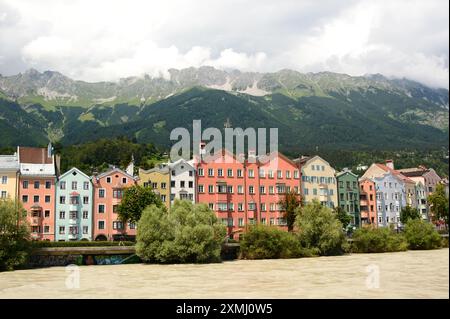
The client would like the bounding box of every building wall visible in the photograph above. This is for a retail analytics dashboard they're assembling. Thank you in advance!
[19,176,56,241]
[169,160,195,204]
[0,171,18,201]
[336,171,360,227]
[92,169,136,241]
[301,157,338,208]
[138,168,171,208]
[374,173,406,228]
[359,179,377,227]
[55,168,93,241]
[415,182,428,220]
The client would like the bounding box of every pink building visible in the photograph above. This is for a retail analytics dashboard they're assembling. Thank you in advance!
[195,147,301,240]
[18,145,58,241]
[359,178,377,227]
[92,167,136,241]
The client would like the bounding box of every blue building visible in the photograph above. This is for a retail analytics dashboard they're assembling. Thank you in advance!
[374,171,406,229]
[55,167,93,241]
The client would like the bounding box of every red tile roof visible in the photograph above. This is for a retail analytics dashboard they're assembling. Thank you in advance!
[19,147,52,164]
[375,163,415,183]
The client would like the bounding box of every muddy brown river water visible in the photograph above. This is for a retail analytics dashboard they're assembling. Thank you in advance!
[0,249,448,298]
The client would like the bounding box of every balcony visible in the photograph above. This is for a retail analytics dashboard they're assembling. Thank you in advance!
[69,218,78,225]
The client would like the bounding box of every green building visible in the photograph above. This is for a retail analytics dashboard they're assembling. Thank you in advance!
[336,168,360,228]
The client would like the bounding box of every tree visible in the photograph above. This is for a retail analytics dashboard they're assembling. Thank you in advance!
[400,206,421,225]
[404,219,442,250]
[279,190,301,231]
[0,199,31,271]
[117,185,163,224]
[334,207,352,231]
[352,227,408,253]
[428,184,449,229]
[136,200,226,263]
[295,200,346,256]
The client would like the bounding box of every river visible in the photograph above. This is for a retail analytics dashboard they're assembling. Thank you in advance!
[0,249,448,298]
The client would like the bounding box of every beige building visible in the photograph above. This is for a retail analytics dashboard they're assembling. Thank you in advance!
[0,153,19,201]
[138,165,171,209]
[294,155,338,208]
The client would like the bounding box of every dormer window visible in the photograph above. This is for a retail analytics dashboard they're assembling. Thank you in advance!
[106,177,111,183]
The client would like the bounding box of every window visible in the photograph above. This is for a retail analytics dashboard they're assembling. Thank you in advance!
[238,218,244,227]
[44,210,50,218]
[208,168,214,177]
[228,203,234,211]
[45,195,51,203]
[227,218,234,227]
[171,170,175,176]
[106,177,111,183]
[261,218,266,225]
[72,181,77,190]
[208,203,214,210]
[70,196,79,205]
[268,170,274,178]
[270,218,275,225]
[0,191,6,198]
[59,226,65,234]
[248,202,256,210]
[99,189,105,198]
[98,221,105,230]
[269,186,274,194]
[171,181,175,187]
[198,168,204,176]
[217,184,227,193]
[23,180,28,189]
[1,176,7,184]
[248,169,254,178]
[313,189,317,196]
[249,186,255,194]
[113,205,119,213]
[45,181,51,189]
[304,188,309,195]
[227,169,233,177]
[208,185,214,193]
[260,203,266,211]
[98,204,105,213]
[161,182,167,189]
[180,181,185,188]
[113,221,124,230]
[113,189,123,198]
[198,185,204,193]
[83,226,89,234]
[59,211,65,219]
[188,181,193,188]
[161,195,166,202]
[60,181,66,190]
[129,222,136,229]
[277,170,282,178]
[259,169,265,178]
[218,169,223,177]
[237,169,243,178]
[227,186,233,193]
[83,182,89,190]
[34,181,40,189]
[294,170,299,179]
[69,226,78,235]
[286,170,291,179]
[122,178,127,184]
[217,203,228,211]
[238,203,243,211]
[33,195,39,203]
[83,211,88,219]
[238,185,243,194]
[189,171,193,177]
[69,211,78,219]
[83,196,89,204]
[260,186,266,194]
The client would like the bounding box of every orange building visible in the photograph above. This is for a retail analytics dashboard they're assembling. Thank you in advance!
[359,177,377,227]
[92,167,136,241]
[18,144,58,241]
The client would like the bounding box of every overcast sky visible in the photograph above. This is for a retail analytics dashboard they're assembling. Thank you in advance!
[0,0,448,88]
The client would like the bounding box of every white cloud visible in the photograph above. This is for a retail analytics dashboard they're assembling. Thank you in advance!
[0,0,448,88]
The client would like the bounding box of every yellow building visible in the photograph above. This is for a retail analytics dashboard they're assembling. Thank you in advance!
[0,153,19,201]
[138,165,171,208]
[294,155,338,208]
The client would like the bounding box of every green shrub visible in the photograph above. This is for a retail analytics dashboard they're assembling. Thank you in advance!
[352,227,408,253]
[31,241,135,248]
[404,219,442,250]
[240,225,316,259]
[136,200,226,263]
[0,200,31,271]
[295,200,346,256]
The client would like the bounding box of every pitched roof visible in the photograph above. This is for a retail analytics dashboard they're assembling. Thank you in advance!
[375,163,415,184]
[18,147,52,164]
[0,153,19,171]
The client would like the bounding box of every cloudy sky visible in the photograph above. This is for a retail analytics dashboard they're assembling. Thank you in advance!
[0,0,448,88]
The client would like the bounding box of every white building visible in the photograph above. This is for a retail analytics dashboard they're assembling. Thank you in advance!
[168,159,196,204]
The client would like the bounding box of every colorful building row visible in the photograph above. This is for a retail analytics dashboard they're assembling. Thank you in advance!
[1,143,445,241]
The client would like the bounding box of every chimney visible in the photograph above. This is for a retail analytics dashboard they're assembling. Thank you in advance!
[385,159,394,170]
[47,142,53,159]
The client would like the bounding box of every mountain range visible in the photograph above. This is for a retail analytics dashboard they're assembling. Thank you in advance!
[0,66,448,152]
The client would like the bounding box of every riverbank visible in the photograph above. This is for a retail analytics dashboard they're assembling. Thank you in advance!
[0,248,448,298]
